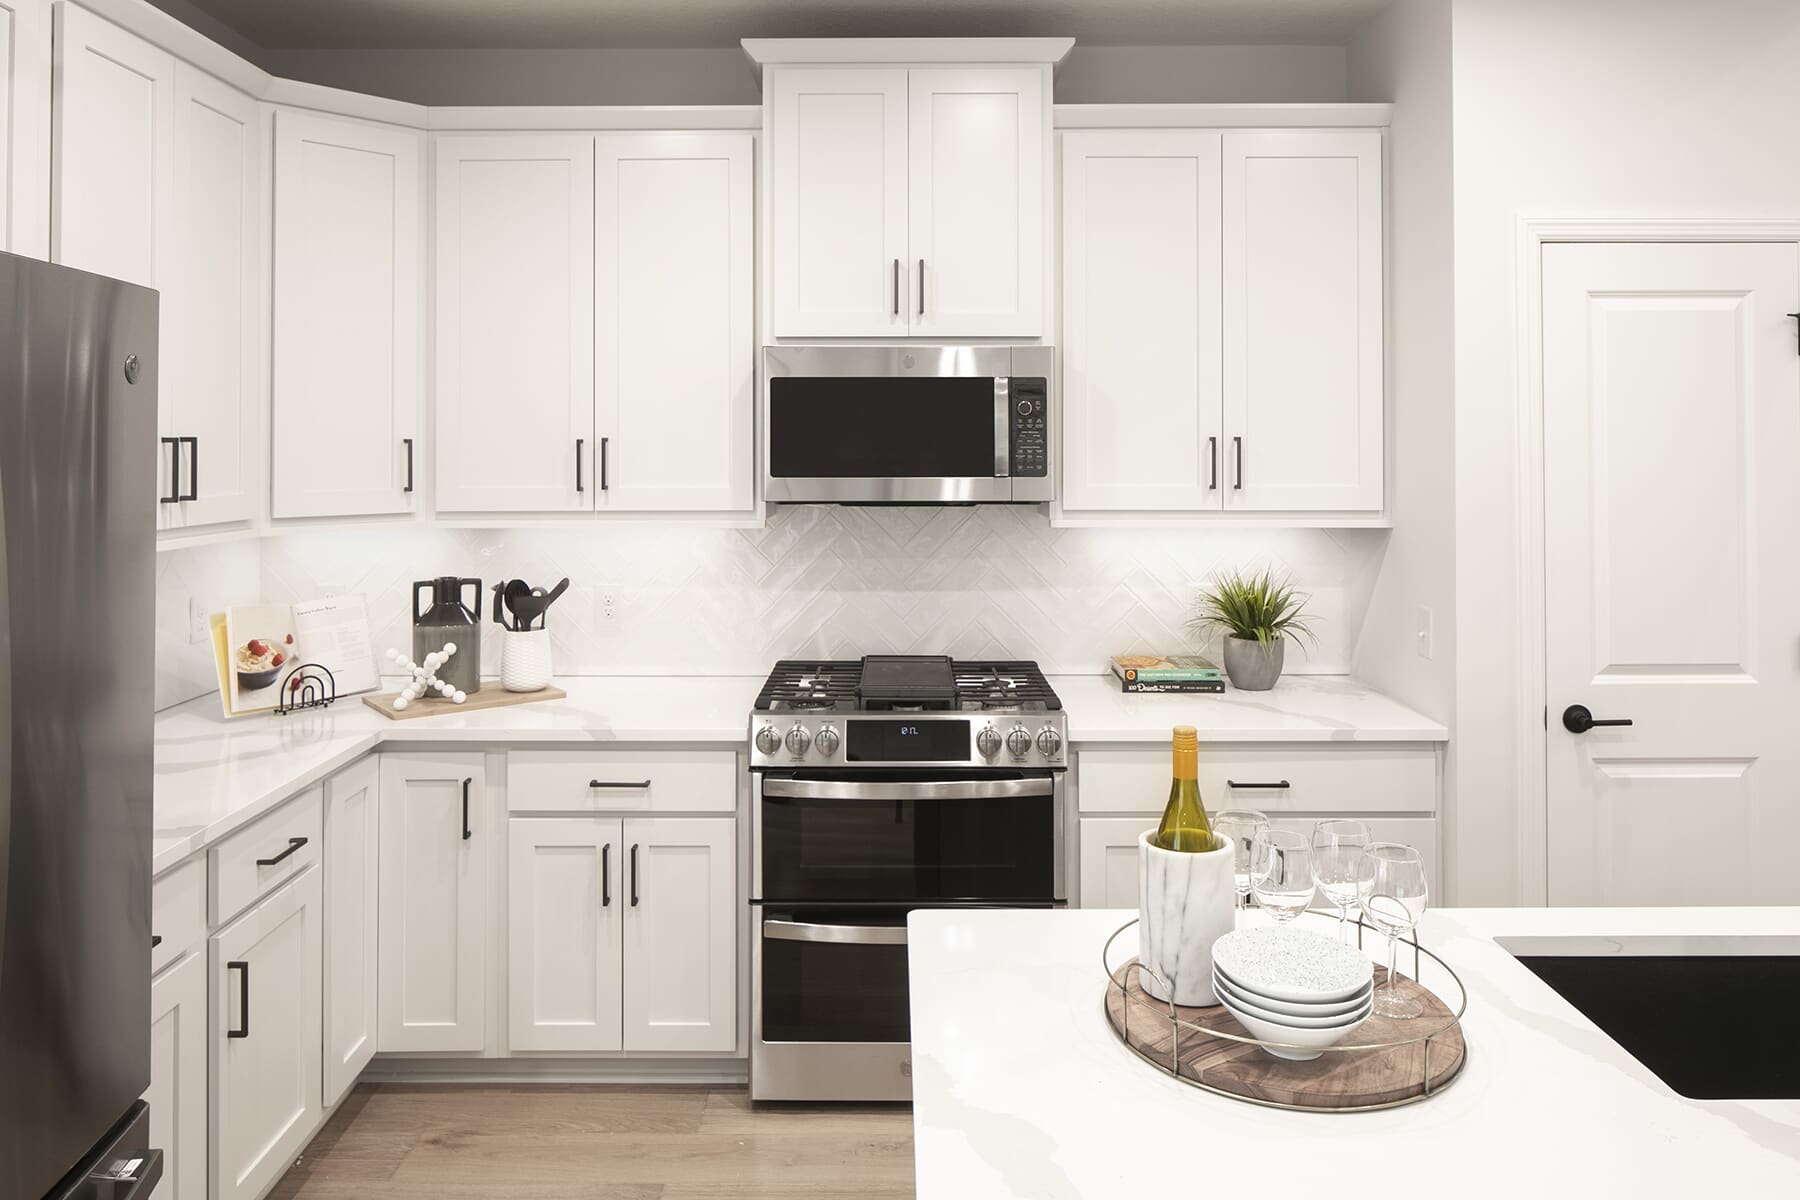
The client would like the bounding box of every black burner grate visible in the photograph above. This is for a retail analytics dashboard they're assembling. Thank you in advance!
[953,661,1063,711]
[754,661,862,712]
[753,658,1062,712]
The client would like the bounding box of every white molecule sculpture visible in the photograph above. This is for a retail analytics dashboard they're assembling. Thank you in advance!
[385,642,468,710]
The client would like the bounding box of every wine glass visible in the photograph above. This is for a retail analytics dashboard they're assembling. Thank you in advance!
[1249,829,1315,925]
[1213,809,1270,914]
[1365,843,1429,1018]
[1311,819,1372,944]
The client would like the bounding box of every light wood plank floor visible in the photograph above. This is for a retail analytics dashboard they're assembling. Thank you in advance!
[267,1084,916,1199]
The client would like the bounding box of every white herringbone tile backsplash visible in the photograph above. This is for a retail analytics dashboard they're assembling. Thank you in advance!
[156,508,1388,709]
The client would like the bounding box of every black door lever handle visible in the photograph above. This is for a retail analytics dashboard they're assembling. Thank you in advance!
[1563,704,1633,734]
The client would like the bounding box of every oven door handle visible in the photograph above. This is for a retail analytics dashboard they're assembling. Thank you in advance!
[760,777,1054,801]
[763,918,909,946]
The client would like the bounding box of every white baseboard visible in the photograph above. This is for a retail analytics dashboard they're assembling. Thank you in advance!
[360,1055,750,1086]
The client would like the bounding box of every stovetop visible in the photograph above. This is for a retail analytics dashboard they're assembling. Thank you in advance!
[754,655,1062,715]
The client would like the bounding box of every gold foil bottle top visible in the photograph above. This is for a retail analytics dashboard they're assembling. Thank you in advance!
[1172,725,1198,779]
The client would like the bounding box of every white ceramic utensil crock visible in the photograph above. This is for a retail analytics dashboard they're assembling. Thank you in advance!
[1137,828,1236,1007]
[500,628,552,692]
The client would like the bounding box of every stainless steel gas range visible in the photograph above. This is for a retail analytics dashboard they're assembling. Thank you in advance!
[748,655,1068,1102]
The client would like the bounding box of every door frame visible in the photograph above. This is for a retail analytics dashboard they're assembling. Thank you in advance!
[1512,216,1800,904]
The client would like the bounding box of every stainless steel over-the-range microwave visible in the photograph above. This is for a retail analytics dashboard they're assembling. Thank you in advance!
[762,345,1054,504]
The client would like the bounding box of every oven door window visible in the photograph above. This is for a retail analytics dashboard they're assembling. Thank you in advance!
[760,912,910,1043]
[767,377,998,478]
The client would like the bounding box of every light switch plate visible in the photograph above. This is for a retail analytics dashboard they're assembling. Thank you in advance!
[1415,605,1434,660]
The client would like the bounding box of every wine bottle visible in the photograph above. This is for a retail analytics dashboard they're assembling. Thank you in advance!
[1154,725,1214,852]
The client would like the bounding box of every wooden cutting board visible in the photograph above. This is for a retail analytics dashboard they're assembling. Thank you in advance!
[362,685,566,721]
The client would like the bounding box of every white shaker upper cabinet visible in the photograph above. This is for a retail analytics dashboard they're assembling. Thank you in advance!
[1061,130,1223,512]
[595,133,754,512]
[1222,129,1384,512]
[271,110,422,518]
[768,67,908,338]
[434,134,594,513]
[2,0,51,257]
[50,3,173,289]
[907,67,1043,338]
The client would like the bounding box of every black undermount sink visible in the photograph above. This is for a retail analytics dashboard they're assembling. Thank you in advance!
[1511,947,1800,1100]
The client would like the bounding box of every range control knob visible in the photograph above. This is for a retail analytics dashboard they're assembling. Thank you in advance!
[784,724,813,756]
[755,724,782,755]
[814,726,841,757]
[976,726,1002,758]
[1006,724,1033,757]
[1037,726,1063,758]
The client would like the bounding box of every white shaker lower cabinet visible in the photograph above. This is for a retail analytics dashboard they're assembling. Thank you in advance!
[323,756,380,1104]
[378,754,488,1052]
[1077,816,1154,910]
[508,817,625,1052]
[146,950,206,1200]
[271,110,422,518]
[210,867,323,1200]
[622,817,736,1053]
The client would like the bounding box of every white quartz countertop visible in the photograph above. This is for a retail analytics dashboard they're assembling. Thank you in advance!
[1047,673,1447,743]
[907,907,1800,1198]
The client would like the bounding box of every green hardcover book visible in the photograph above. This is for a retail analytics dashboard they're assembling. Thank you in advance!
[1110,654,1224,683]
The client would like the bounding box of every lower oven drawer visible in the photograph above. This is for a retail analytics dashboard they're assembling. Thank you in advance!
[759,914,911,1044]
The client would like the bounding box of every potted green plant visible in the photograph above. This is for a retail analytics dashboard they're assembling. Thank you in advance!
[1189,568,1317,691]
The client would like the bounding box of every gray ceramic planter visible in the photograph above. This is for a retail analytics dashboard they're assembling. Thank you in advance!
[1221,635,1284,691]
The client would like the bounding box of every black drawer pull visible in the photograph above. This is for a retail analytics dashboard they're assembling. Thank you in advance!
[255,836,308,867]
[227,960,250,1038]
[630,843,640,907]
[588,779,652,789]
[462,777,473,840]
[1226,779,1291,790]
[602,843,611,908]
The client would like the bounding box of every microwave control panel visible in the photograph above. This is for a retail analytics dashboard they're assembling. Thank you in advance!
[1008,377,1049,478]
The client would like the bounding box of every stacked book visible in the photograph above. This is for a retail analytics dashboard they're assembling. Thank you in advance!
[1109,654,1225,694]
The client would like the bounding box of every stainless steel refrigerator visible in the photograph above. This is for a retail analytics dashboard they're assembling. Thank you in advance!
[0,252,161,1198]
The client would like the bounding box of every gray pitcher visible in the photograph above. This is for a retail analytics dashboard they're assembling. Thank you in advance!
[412,576,482,695]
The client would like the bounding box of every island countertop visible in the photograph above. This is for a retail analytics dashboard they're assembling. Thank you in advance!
[907,907,1800,1198]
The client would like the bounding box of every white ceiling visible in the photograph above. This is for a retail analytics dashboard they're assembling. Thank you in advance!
[169,0,1395,50]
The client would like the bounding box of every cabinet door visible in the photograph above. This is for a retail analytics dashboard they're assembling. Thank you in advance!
[323,756,379,1105]
[211,867,323,1200]
[907,67,1044,337]
[1223,129,1383,512]
[768,67,908,338]
[1061,131,1223,512]
[1,0,51,257]
[272,110,422,518]
[622,817,735,1053]
[595,133,753,512]
[50,3,173,288]
[163,64,258,531]
[1078,817,1152,909]
[434,134,594,513]
[146,951,206,1200]
[378,754,487,1052]
[507,817,624,1052]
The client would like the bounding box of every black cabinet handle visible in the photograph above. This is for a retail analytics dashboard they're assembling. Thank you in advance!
[255,836,308,867]
[151,934,162,949]
[1787,312,1799,354]
[1226,779,1291,790]
[1563,704,1633,734]
[587,779,652,789]
[227,960,250,1038]
[601,843,611,908]
[893,258,900,316]
[178,436,198,501]
[575,438,584,492]
[630,843,640,907]
[600,437,609,492]
[159,438,180,503]
[1233,436,1243,490]
[403,437,414,493]
[462,777,473,840]
[1209,436,1218,491]
[917,258,925,317]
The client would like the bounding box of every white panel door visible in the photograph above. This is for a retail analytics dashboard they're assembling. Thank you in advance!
[595,133,753,512]
[210,868,323,1200]
[1543,241,1800,906]
[507,817,624,1052]
[146,951,206,1200]
[50,2,172,288]
[378,754,487,1051]
[1078,817,1153,909]
[323,756,379,1104]
[768,66,908,337]
[1,0,51,257]
[272,110,421,518]
[1222,130,1383,512]
[907,67,1043,337]
[163,64,258,531]
[434,134,594,513]
[1061,130,1223,512]
[622,817,735,1053]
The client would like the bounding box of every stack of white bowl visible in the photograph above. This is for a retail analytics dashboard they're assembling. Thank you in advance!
[1210,927,1376,1061]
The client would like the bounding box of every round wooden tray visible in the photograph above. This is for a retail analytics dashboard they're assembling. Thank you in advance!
[1105,955,1467,1111]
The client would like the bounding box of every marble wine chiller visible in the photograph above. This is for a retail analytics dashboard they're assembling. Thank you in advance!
[1138,829,1236,1007]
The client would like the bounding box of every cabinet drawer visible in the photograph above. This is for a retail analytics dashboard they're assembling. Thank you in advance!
[151,858,206,975]
[209,787,323,926]
[508,750,737,814]
[1076,744,1436,815]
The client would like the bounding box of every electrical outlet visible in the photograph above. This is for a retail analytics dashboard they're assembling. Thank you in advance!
[188,597,211,645]
[601,592,616,621]
[1415,605,1434,660]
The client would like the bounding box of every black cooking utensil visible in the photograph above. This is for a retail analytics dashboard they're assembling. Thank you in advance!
[502,579,532,632]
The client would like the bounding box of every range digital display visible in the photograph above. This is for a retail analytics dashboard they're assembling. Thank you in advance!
[846,719,971,762]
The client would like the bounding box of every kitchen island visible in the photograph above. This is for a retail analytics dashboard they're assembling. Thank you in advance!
[908,907,1800,1197]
